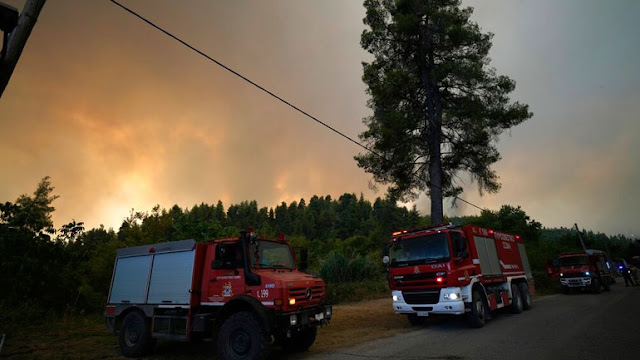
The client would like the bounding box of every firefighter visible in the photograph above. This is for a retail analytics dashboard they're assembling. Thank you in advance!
[620,263,637,287]
[630,264,640,285]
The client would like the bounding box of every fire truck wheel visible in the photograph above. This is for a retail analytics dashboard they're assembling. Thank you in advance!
[119,311,153,358]
[510,284,524,314]
[217,311,271,360]
[466,290,486,328]
[407,314,426,326]
[518,282,532,310]
[284,327,318,352]
[603,278,611,291]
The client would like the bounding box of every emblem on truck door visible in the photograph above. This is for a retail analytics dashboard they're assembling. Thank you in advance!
[222,282,233,297]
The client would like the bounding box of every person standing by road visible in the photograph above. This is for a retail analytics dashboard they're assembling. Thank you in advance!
[620,263,637,287]
[630,264,640,285]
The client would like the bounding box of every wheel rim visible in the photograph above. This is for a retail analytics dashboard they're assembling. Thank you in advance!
[475,298,485,321]
[124,320,142,347]
[230,329,251,356]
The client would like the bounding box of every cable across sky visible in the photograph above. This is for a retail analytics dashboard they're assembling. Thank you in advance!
[109,0,486,213]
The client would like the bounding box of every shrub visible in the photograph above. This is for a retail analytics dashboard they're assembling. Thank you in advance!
[325,280,389,304]
[319,252,383,283]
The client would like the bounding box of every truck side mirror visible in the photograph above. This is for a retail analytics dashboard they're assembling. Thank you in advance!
[382,255,390,265]
[297,247,308,271]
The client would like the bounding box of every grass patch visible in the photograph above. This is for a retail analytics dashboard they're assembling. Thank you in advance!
[1,314,121,360]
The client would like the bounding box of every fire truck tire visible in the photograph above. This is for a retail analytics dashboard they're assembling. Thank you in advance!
[510,284,524,314]
[518,282,532,310]
[466,290,486,328]
[282,327,318,352]
[217,311,271,360]
[592,278,602,294]
[603,278,611,291]
[407,314,426,326]
[119,311,153,358]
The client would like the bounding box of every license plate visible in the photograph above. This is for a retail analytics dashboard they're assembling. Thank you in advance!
[315,313,325,321]
[417,311,429,317]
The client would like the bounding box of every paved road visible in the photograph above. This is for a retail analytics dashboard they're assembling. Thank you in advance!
[305,285,640,360]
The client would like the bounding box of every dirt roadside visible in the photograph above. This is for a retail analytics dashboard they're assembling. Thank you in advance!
[303,297,413,355]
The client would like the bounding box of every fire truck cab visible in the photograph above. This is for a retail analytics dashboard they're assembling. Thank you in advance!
[383,223,534,327]
[558,249,614,293]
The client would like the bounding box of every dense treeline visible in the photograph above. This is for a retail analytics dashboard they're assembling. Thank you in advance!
[1,177,639,324]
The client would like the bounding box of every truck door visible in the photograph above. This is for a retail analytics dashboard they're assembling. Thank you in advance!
[209,243,246,302]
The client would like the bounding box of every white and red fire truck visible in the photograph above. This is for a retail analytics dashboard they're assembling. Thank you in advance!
[105,228,331,359]
[383,223,534,327]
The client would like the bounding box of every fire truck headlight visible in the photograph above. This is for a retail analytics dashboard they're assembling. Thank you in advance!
[289,315,297,326]
[585,271,591,276]
[325,306,332,317]
[393,295,400,302]
[443,292,460,301]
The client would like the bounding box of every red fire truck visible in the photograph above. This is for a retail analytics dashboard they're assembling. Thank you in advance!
[105,229,331,359]
[383,223,534,327]
[557,249,614,293]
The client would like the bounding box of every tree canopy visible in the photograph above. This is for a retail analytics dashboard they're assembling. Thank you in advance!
[356,0,532,223]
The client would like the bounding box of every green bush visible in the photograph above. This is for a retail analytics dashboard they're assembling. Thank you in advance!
[348,255,379,281]
[319,252,351,283]
[319,252,383,283]
[325,280,389,304]
[532,270,560,295]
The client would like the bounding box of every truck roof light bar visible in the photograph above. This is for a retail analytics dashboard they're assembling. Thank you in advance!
[391,222,458,236]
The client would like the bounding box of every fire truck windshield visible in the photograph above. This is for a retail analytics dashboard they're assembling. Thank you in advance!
[558,256,589,267]
[250,240,295,270]
[390,233,450,266]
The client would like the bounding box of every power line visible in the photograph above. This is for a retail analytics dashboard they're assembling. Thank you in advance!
[108,0,376,157]
[108,0,486,214]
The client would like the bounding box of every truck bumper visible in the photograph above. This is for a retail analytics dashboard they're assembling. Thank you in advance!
[560,277,591,287]
[275,304,332,330]
[390,289,465,316]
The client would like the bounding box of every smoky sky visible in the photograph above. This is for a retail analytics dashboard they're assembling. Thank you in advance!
[1,0,639,237]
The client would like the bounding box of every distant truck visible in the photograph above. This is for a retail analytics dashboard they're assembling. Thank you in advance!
[558,249,614,293]
[383,223,534,328]
[105,229,331,359]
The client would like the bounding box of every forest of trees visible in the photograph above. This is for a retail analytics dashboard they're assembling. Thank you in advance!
[1,177,639,324]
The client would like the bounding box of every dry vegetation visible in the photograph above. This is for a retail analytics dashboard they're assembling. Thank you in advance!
[0,297,413,360]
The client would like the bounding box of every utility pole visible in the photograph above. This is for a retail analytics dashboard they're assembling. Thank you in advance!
[0,0,47,99]
[574,223,588,252]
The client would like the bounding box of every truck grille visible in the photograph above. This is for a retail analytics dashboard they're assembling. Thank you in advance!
[562,273,587,278]
[403,289,440,304]
[289,282,324,304]
[394,272,437,287]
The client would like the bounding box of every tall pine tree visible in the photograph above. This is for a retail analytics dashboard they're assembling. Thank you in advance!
[356,0,532,223]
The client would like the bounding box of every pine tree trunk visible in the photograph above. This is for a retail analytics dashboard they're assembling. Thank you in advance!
[428,112,444,224]
[421,15,444,225]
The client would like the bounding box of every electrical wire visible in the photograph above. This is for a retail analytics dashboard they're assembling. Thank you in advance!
[108,0,486,213]
[109,0,377,157]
